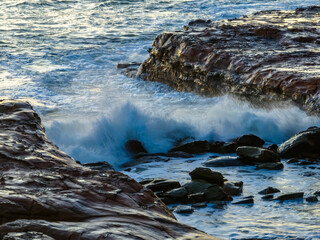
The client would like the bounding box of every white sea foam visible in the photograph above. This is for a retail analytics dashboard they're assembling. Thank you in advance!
[46,95,320,168]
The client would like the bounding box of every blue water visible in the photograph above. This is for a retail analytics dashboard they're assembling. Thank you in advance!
[1,0,320,239]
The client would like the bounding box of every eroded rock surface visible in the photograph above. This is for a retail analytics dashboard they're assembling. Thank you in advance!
[138,6,320,113]
[0,100,216,240]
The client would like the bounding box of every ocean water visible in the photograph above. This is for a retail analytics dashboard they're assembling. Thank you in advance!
[1,0,320,239]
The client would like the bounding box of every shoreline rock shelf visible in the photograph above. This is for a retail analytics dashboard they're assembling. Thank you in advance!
[0,100,217,240]
[137,6,320,114]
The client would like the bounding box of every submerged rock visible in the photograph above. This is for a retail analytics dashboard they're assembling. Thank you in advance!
[0,100,216,240]
[255,162,284,170]
[278,127,320,159]
[138,6,320,114]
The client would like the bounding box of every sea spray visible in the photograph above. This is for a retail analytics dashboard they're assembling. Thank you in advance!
[45,96,320,168]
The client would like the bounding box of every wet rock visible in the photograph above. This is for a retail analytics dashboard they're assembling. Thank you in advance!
[287,158,300,164]
[2,232,55,240]
[233,134,265,147]
[261,194,274,200]
[274,192,304,201]
[174,205,194,214]
[125,140,147,156]
[306,196,318,202]
[164,151,194,158]
[189,167,224,186]
[255,162,284,170]
[187,193,205,204]
[203,156,244,167]
[143,179,181,192]
[267,144,278,152]
[237,146,279,163]
[169,140,211,154]
[83,161,115,171]
[192,202,207,208]
[233,198,254,204]
[258,187,280,195]
[313,191,320,196]
[183,180,228,201]
[278,127,320,159]
[0,100,217,240]
[138,7,320,114]
[167,187,188,200]
[223,182,243,196]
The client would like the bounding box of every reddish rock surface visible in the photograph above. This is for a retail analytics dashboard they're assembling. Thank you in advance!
[0,100,217,240]
[138,6,320,113]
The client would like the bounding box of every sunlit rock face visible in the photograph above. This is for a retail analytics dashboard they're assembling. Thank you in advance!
[0,100,217,240]
[138,6,320,114]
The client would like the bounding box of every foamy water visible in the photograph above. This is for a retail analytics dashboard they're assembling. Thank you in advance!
[1,0,320,239]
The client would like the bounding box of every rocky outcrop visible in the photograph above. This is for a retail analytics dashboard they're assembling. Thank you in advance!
[138,6,320,113]
[0,100,217,240]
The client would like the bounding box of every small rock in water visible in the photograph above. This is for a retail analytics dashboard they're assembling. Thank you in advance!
[192,202,207,208]
[313,191,320,196]
[262,194,274,200]
[287,158,300,164]
[223,182,243,196]
[258,187,281,195]
[233,198,254,204]
[189,167,224,186]
[274,192,304,201]
[255,162,284,170]
[174,205,194,214]
[306,196,318,202]
[267,144,278,152]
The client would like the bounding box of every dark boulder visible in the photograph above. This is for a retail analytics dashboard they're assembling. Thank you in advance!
[278,127,320,159]
[306,196,318,202]
[223,182,243,196]
[125,140,147,156]
[237,146,279,163]
[182,180,228,201]
[169,141,211,154]
[233,134,265,147]
[189,167,224,186]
